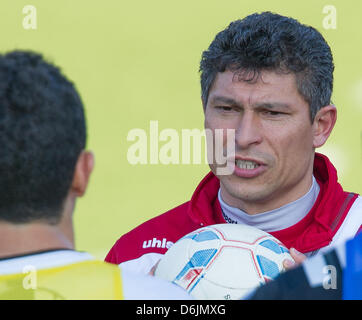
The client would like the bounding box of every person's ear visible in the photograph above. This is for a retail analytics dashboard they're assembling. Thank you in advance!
[71,151,95,197]
[312,105,337,148]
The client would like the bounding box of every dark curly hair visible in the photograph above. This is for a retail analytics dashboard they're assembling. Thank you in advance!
[0,51,86,224]
[200,12,334,122]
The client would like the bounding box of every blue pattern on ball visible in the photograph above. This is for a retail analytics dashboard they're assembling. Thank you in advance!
[181,230,219,242]
[259,240,282,254]
[256,255,280,279]
[175,249,217,280]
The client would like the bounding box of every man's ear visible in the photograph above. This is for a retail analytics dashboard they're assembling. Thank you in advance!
[71,151,95,197]
[312,105,337,148]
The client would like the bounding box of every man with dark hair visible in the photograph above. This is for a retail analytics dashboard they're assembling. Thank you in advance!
[0,51,87,226]
[0,50,190,299]
[106,12,362,280]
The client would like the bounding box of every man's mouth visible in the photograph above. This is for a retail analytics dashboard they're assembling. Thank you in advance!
[235,159,261,170]
[232,157,266,178]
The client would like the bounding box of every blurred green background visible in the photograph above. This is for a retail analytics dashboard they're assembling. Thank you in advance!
[1,0,361,259]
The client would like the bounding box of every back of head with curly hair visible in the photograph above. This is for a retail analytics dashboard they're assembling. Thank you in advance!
[0,51,86,224]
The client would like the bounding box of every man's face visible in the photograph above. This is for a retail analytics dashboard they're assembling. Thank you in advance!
[204,70,316,214]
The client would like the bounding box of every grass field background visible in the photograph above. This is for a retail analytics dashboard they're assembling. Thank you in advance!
[1,0,361,259]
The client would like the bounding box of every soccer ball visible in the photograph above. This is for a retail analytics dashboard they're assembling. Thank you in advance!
[154,223,293,300]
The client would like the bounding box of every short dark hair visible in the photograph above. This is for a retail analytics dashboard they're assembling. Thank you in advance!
[200,12,334,121]
[0,51,86,224]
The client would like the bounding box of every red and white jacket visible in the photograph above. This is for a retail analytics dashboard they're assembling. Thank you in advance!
[105,153,362,274]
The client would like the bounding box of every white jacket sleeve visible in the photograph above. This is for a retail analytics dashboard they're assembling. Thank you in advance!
[120,266,192,300]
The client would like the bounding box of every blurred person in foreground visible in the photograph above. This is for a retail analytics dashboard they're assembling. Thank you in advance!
[247,230,362,300]
[0,50,190,300]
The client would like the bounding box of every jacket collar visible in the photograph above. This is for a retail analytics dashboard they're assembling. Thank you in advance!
[187,153,357,253]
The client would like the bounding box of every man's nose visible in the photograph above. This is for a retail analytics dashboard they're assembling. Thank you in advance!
[235,111,262,149]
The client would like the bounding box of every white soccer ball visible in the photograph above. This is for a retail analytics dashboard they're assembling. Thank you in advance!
[154,223,293,300]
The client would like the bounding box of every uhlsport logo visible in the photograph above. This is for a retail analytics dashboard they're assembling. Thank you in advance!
[142,238,174,249]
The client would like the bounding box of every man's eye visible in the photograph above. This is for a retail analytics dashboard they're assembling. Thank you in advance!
[262,110,283,116]
[216,106,233,112]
